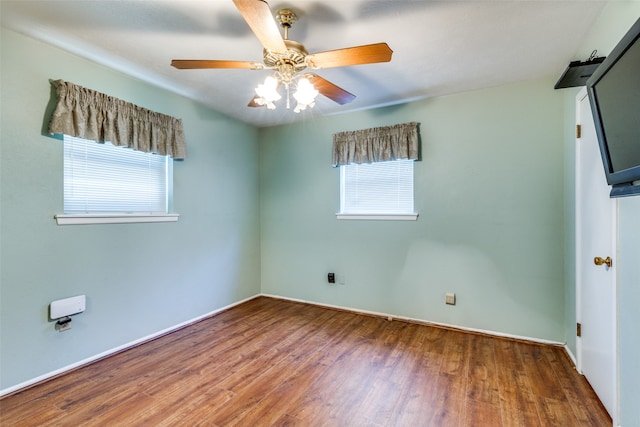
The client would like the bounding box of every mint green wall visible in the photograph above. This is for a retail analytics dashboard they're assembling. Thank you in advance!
[561,4,640,425]
[0,29,260,391]
[260,77,566,341]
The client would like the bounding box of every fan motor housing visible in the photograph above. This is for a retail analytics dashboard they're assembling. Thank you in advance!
[263,40,308,70]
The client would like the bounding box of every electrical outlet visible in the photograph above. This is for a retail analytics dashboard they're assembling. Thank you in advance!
[445,292,456,305]
[328,273,335,284]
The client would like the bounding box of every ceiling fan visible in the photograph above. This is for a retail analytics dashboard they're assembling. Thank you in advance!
[171,0,393,112]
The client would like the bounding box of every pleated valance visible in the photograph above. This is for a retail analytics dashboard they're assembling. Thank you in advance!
[48,80,186,159]
[331,122,419,167]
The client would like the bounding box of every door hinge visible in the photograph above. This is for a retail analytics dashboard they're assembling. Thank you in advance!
[577,322,582,337]
[576,124,582,139]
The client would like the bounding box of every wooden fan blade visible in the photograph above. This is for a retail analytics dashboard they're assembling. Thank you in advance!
[171,60,262,70]
[306,74,356,105]
[306,43,393,69]
[233,0,287,53]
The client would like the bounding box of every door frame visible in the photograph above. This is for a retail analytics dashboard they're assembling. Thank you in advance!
[574,87,618,424]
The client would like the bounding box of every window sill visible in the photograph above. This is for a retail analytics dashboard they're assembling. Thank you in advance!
[54,213,180,225]
[336,213,418,221]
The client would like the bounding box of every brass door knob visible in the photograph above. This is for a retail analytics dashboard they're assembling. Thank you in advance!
[594,256,612,268]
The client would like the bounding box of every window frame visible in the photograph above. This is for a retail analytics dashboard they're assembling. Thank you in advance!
[54,213,179,225]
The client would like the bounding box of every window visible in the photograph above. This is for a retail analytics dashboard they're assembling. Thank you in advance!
[56,135,177,225]
[338,159,417,220]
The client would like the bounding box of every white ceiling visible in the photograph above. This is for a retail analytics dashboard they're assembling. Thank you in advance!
[1,0,607,128]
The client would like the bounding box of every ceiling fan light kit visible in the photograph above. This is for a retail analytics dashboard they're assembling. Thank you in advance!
[254,75,281,109]
[171,0,392,113]
[292,77,319,113]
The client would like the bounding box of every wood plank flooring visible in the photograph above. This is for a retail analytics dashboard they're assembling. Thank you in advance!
[0,297,611,426]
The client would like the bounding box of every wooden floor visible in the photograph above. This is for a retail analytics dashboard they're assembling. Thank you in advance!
[1,297,611,426]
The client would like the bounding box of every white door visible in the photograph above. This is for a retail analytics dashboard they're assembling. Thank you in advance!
[576,88,617,422]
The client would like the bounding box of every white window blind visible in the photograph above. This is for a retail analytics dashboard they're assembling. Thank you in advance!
[63,135,169,214]
[340,159,415,215]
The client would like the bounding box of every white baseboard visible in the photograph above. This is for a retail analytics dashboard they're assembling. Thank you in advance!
[261,293,565,347]
[0,294,260,398]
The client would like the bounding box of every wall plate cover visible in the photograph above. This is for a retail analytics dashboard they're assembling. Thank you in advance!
[445,293,456,305]
[50,295,86,319]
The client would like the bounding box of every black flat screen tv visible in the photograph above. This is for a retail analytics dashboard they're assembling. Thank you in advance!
[586,17,640,198]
